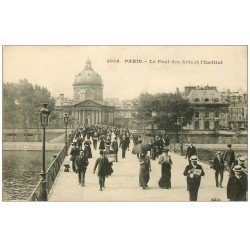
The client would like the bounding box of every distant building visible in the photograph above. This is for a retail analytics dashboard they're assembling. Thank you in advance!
[221,88,247,130]
[55,59,136,127]
[55,59,115,125]
[186,86,229,131]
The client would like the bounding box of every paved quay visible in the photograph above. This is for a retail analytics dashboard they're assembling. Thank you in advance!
[49,144,229,202]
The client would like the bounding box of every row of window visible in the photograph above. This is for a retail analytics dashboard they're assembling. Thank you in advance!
[194,110,220,118]
[193,98,220,102]
[194,112,245,121]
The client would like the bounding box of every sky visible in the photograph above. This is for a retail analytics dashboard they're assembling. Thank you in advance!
[3,46,247,100]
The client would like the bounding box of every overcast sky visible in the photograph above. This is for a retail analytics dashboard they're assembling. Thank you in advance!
[3,46,247,100]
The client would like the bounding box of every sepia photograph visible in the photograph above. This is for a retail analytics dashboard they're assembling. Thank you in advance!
[2,45,248,202]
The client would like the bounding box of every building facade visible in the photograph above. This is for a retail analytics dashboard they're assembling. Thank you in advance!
[185,86,229,131]
[55,59,115,126]
[221,89,248,130]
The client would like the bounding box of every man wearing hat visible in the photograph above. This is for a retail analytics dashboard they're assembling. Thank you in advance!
[235,156,247,175]
[183,155,205,201]
[69,142,80,172]
[223,144,235,176]
[75,150,89,186]
[111,137,119,162]
[93,150,110,191]
[185,143,197,164]
[213,151,225,187]
[227,165,248,201]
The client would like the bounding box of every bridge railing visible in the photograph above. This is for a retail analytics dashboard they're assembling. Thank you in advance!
[28,130,76,201]
[169,143,215,167]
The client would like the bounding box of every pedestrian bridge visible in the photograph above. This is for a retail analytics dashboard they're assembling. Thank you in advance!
[28,135,229,201]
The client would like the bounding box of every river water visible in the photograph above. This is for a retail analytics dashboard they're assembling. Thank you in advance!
[3,151,56,201]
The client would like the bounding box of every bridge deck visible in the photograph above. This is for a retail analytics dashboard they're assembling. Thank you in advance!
[48,143,229,201]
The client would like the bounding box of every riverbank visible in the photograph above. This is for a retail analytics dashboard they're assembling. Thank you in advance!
[3,142,64,151]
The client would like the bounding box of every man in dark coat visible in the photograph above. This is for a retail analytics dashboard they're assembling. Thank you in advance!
[223,144,236,176]
[77,137,83,150]
[75,150,89,186]
[227,165,248,201]
[70,142,80,172]
[93,151,110,191]
[213,151,225,187]
[185,143,197,164]
[111,137,119,162]
[183,155,205,201]
[119,135,128,158]
[164,135,170,148]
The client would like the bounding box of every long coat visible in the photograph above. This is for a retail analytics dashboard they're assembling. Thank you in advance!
[227,174,248,201]
[213,157,225,170]
[183,164,205,192]
[223,149,235,166]
[75,154,89,171]
[186,146,197,159]
[70,147,80,161]
[93,157,110,177]
[111,141,119,153]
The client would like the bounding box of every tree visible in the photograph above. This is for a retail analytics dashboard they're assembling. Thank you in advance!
[134,92,194,136]
[3,79,56,141]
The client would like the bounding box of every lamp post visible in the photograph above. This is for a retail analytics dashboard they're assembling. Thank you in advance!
[64,113,69,144]
[151,111,157,136]
[177,116,185,155]
[39,103,50,201]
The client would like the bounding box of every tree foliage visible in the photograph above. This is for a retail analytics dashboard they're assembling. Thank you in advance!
[3,79,56,130]
[134,92,194,132]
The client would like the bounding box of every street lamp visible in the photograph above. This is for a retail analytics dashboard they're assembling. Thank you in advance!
[177,116,185,155]
[151,111,157,135]
[64,113,69,144]
[39,103,50,201]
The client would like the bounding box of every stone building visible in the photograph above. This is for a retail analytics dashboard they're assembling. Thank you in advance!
[55,59,115,125]
[221,89,248,130]
[186,86,229,131]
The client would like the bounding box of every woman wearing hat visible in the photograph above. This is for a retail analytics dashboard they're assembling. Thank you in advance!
[158,148,172,189]
[183,155,205,201]
[227,165,248,201]
[139,152,151,189]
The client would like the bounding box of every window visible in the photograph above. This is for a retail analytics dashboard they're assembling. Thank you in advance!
[214,120,219,129]
[194,111,199,118]
[194,121,200,130]
[204,111,209,118]
[194,98,200,102]
[239,116,242,120]
[204,98,209,102]
[204,121,210,130]
[214,98,219,102]
[215,110,219,118]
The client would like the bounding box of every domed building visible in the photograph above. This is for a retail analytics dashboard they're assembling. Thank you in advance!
[73,59,103,102]
[55,59,115,125]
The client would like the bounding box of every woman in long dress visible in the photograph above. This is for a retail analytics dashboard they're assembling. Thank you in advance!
[158,148,172,189]
[139,152,151,189]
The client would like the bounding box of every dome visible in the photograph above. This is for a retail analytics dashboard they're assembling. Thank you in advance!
[73,59,103,85]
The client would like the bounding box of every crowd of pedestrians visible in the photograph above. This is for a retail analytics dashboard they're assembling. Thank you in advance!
[68,125,247,201]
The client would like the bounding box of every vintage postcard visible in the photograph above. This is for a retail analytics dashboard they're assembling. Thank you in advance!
[2,45,248,202]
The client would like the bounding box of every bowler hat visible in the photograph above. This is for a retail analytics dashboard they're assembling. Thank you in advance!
[190,155,198,162]
[227,144,232,148]
[233,165,243,172]
[216,151,222,155]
